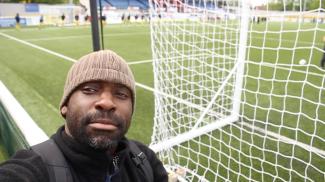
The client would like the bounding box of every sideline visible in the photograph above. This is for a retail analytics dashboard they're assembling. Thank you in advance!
[128,59,152,65]
[0,32,77,63]
[0,81,49,145]
[0,31,154,91]
[25,32,149,42]
[0,32,153,65]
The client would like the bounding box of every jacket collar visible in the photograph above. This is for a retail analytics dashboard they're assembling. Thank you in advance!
[51,126,130,175]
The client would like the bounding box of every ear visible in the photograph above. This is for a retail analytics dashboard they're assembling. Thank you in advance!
[60,106,68,118]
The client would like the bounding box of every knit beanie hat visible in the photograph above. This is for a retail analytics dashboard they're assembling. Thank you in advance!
[60,50,135,111]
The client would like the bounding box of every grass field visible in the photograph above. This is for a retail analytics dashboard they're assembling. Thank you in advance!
[0,24,155,158]
[0,22,324,181]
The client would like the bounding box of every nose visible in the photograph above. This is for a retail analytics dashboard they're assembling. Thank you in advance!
[94,92,116,111]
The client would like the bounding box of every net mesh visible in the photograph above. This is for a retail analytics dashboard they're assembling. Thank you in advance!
[149,0,325,181]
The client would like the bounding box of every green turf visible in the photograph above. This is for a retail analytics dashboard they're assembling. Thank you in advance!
[0,24,154,145]
[0,139,8,163]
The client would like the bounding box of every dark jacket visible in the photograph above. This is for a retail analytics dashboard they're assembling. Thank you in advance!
[0,127,168,182]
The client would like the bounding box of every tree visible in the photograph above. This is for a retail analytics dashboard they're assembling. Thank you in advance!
[307,0,325,10]
[268,2,284,11]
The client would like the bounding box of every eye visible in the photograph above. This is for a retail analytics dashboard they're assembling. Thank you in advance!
[115,91,130,100]
[114,85,131,100]
[81,86,98,94]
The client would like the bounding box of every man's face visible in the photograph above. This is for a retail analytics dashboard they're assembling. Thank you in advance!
[60,81,133,150]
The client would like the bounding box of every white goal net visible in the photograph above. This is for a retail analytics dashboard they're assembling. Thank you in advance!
[149,0,325,181]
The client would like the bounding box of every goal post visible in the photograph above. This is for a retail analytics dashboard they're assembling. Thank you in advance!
[149,0,325,181]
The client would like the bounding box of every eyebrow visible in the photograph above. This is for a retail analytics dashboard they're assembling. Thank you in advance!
[115,84,127,88]
[80,82,100,87]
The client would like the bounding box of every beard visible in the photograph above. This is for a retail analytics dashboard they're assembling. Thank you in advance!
[65,110,128,150]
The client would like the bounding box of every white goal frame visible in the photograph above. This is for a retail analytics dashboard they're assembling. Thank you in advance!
[150,0,250,153]
[149,0,325,181]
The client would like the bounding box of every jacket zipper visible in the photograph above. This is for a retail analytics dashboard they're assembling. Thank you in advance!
[105,156,120,182]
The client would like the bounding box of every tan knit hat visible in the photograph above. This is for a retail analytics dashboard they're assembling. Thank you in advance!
[60,50,135,110]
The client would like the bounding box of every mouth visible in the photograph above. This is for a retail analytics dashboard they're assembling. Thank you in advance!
[88,119,118,131]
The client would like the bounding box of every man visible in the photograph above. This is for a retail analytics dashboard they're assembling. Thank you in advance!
[15,13,20,30]
[61,13,65,26]
[74,14,79,26]
[39,14,44,29]
[0,50,168,182]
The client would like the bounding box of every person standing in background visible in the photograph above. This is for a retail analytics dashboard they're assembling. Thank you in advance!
[15,13,20,30]
[60,13,65,26]
[74,14,79,26]
[39,14,44,29]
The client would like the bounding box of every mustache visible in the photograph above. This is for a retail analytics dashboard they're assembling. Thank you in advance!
[82,110,124,126]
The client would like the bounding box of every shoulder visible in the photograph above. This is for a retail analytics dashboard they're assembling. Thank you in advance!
[128,140,156,158]
[0,149,49,182]
[128,140,148,150]
[127,140,168,182]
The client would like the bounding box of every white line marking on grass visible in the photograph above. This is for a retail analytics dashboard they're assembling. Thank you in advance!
[135,82,212,113]
[0,32,152,66]
[0,32,77,63]
[1,31,154,93]
[0,26,86,33]
[244,36,323,47]
[240,122,325,157]
[128,59,152,65]
[0,81,49,145]
[25,32,149,42]
[26,35,91,41]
